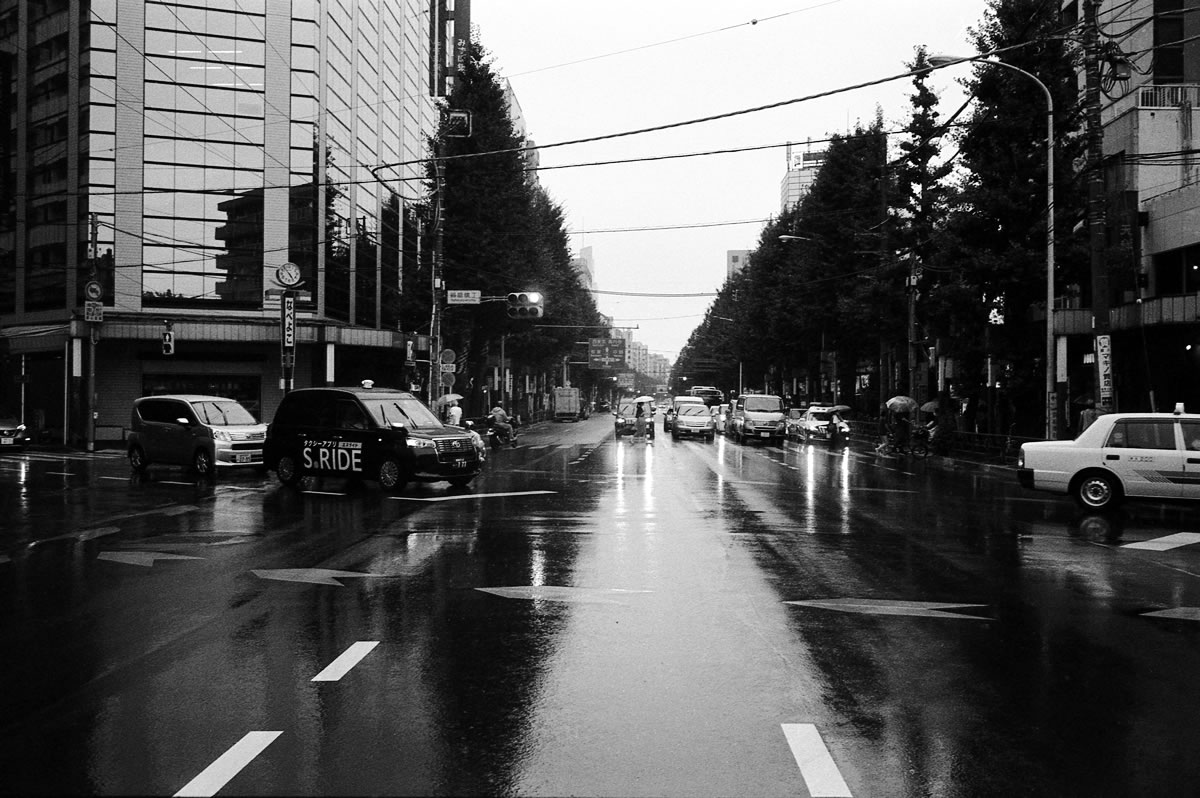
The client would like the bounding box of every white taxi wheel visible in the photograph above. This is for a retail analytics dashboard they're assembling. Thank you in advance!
[276,455,301,486]
[378,457,407,494]
[1075,472,1121,510]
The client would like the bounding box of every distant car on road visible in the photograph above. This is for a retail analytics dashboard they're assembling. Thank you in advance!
[712,403,730,434]
[671,403,716,441]
[664,395,705,433]
[729,394,786,445]
[795,405,848,444]
[688,386,724,407]
[1018,406,1200,510]
[614,401,654,439]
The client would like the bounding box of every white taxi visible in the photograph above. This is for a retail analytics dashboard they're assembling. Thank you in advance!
[1017,404,1200,510]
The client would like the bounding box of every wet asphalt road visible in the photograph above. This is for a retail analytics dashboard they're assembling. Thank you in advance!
[2,415,1200,797]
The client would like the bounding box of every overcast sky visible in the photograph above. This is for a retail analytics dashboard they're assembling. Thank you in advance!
[470,1,991,364]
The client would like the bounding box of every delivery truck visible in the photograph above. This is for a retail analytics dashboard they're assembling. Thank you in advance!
[552,387,582,422]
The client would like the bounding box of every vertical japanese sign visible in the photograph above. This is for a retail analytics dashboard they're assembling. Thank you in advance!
[1095,334,1113,406]
[281,295,295,349]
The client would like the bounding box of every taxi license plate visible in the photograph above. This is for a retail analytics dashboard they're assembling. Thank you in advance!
[760,432,770,438]
[235,453,250,463]
[453,458,467,469]
[0,438,12,445]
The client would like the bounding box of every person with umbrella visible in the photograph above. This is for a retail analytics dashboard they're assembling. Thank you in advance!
[446,399,463,427]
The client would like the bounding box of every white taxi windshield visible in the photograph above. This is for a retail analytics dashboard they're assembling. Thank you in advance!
[361,395,443,430]
[744,396,784,412]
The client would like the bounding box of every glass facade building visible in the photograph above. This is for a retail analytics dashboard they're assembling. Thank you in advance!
[0,0,467,445]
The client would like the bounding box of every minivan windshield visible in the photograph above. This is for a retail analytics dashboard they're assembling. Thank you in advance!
[361,394,443,430]
[190,400,258,426]
[744,396,784,413]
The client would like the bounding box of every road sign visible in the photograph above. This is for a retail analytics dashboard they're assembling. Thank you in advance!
[617,371,635,388]
[440,362,457,372]
[692,358,722,371]
[447,290,481,304]
[588,338,626,369]
[440,372,456,387]
[84,301,104,323]
[440,348,456,364]
[84,280,102,301]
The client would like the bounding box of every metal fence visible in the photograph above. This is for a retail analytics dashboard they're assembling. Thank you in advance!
[847,421,1039,465]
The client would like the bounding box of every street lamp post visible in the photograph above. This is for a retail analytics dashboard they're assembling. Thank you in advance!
[930,54,1056,439]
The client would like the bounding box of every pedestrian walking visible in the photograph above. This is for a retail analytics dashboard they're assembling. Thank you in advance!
[446,399,463,427]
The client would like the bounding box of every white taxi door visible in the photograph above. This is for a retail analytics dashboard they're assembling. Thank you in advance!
[1101,419,1183,500]
[1180,420,1200,500]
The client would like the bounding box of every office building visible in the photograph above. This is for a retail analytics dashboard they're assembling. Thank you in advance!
[0,0,466,445]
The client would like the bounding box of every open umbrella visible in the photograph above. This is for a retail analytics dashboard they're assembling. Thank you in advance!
[632,395,654,403]
[831,404,851,414]
[435,393,463,406]
[886,395,919,413]
[920,399,939,413]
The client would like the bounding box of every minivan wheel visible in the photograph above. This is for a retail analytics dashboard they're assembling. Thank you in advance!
[378,457,407,494]
[193,449,215,479]
[276,455,301,486]
[128,445,149,472]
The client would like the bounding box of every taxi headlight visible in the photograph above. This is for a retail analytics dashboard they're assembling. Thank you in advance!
[212,428,232,442]
[407,437,436,449]
[617,415,627,423]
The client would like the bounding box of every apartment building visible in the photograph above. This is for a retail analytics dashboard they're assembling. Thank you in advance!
[0,0,466,446]
[1050,0,1200,414]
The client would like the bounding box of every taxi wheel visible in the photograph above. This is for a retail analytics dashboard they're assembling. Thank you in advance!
[128,445,149,472]
[378,457,407,494]
[1075,472,1121,510]
[193,449,215,479]
[276,455,302,486]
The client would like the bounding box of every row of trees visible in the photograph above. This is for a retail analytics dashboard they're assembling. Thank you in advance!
[393,41,608,414]
[674,0,1089,437]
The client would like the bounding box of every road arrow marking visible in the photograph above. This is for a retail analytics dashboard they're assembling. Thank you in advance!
[785,598,990,620]
[477,586,651,604]
[97,551,203,567]
[312,641,379,681]
[781,724,852,797]
[1122,533,1200,551]
[251,568,385,586]
[389,490,556,502]
[1142,607,1200,621]
[174,730,282,797]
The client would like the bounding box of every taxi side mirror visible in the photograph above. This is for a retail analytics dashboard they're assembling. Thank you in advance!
[175,417,191,426]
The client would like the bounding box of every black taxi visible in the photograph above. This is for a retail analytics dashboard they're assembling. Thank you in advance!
[263,382,481,492]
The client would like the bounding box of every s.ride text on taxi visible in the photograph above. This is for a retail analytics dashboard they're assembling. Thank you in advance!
[303,440,364,471]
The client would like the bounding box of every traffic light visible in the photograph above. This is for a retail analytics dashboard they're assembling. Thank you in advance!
[506,291,544,319]
[162,331,175,356]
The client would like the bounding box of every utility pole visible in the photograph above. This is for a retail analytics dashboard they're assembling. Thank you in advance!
[430,144,445,407]
[86,213,99,452]
[1083,0,1113,409]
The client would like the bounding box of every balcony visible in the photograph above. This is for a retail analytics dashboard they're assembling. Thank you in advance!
[1137,84,1200,108]
[1111,294,1200,331]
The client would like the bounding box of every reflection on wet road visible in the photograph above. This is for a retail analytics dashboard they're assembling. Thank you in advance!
[2,424,1200,796]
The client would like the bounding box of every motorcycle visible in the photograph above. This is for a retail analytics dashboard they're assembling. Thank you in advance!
[485,417,519,450]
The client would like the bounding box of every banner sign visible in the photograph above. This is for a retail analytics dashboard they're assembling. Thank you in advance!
[1096,334,1113,405]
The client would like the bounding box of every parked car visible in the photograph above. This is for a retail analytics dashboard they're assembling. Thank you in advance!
[672,403,716,441]
[0,407,30,451]
[712,403,730,434]
[127,394,267,477]
[264,381,481,492]
[1018,405,1200,509]
[729,393,787,445]
[664,395,705,433]
[614,401,655,439]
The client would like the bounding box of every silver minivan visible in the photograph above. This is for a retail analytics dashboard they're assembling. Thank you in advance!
[127,394,267,477]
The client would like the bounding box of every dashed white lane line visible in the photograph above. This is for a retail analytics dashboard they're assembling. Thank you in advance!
[174,730,282,797]
[1122,532,1200,551]
[311,641,379,681]
[781,724,853,797]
